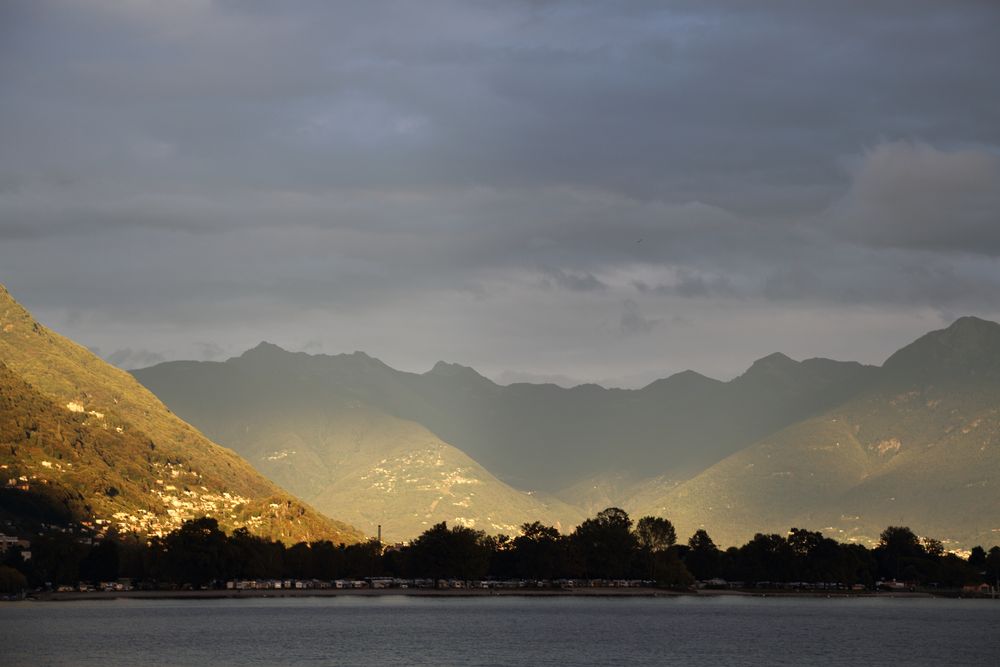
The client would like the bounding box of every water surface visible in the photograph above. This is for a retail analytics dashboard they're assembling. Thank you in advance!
[2,595,998,666]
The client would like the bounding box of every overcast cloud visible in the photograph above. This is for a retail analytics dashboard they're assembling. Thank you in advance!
[2,1,999,385]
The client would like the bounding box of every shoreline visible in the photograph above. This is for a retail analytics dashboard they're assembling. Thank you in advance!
[7,587,949,602]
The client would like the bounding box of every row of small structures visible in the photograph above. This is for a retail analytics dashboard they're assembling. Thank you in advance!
[45,576,998,597]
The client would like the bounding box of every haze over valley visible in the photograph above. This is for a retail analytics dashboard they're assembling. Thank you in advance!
[132,312,1000,548]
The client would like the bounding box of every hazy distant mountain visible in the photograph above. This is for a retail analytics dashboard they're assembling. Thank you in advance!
[136,343,876,492]
[133,334,877,542]
[133,315,1000,548]
[132,350,582,541]
[556,472,680,517]
[382,352,877,491]
[634,317,1000,548]
[0,285,362,544]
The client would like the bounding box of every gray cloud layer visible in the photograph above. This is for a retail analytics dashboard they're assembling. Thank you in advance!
[2,1,999,383]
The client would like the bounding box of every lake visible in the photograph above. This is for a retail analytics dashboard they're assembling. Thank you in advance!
[2,595,998,666]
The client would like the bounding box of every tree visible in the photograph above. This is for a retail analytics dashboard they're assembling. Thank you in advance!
[840,543,877,588]
[407,522,490,584]
[654,549,694,588]
[155,517,232,587]
[921,537,944,558]
[787,528,849,583]
[343,540,383,578]
[0,565,28,595]
[684,529,721,580]
[985,546,1000,586]
[875,526,925,581]
[80,539,119,583]
[229,527,283,580]
[635,516,677,553]
[878,526,923,558]
[283,542,313,579]
[968,546,987,569]
[521,521,560,542]
[634,516,679,584]
[309,540,345,580]
[738,533,793,583]
[571,508,637,579]
[512,522,564,580]
[787,528,823,558]
[24,533,88,586]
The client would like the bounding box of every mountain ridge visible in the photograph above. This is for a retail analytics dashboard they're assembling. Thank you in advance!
[0,285,363,543]
[140,337,878,490]
[134,348,584,541]
[132,313,1000,547]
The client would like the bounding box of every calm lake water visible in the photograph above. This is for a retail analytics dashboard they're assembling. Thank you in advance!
[2,595,999,666]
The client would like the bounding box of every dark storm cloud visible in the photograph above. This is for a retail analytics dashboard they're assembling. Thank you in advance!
[1,1,999,382]
[633,271,737,299]
[542,269,608,293]
[825,142,1000,255]
[5,1,999,207]
[620,299,659,336]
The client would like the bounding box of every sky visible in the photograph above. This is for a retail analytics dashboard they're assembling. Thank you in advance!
[2,1,1000,387]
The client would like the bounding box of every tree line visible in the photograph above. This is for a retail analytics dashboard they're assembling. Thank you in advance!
[4,508,1000,592]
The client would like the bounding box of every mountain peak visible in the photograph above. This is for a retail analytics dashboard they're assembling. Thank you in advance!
[757,351,795,364]
[882,315,1000,381]
[0,283,33,320]
[742,351,798,376]
[944,315,1000,335]
[239,341,289,359]
[426,360,491,383]
[902,316,1000,351]
[642,369,721,392]
[430,360,469,373]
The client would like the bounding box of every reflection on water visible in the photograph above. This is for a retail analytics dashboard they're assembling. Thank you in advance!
[2,595,999,666]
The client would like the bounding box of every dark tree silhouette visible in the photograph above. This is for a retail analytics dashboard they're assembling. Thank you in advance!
[738,533,794,583]
[684,529,722,580]
[875,526,925,581]
[635,516,677,552]
[512,522,564,580]
[571,507,637,578]
[153,517,231,587]
[3,513,991,591]
[407,522,490,584]
[79,539,119,583]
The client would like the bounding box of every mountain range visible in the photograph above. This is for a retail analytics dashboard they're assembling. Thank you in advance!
[3,279,997,549]
[129,345,583,542]
[132,315,1000,549]
[646,316,1000,549]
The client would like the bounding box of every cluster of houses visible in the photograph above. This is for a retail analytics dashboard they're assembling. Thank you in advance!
[104,462,258,537]
[4,459,272,541]
[5,473,33,492]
